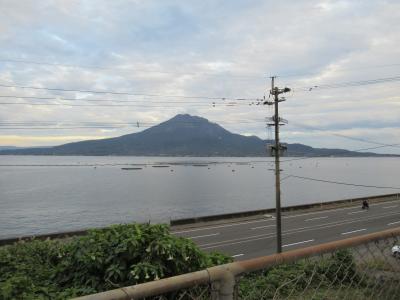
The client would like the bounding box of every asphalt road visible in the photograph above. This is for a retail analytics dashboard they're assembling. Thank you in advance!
[172,199,400,260]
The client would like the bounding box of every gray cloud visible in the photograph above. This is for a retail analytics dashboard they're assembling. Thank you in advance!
[0,0,399,153]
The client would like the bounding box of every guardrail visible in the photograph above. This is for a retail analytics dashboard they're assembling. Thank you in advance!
[74,227,400,300]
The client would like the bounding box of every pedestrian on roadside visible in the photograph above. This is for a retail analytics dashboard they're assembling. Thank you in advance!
[362,199,369,210]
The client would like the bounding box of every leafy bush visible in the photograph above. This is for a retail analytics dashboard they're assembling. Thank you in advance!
[238,249,358,299]
[0,223,232,299]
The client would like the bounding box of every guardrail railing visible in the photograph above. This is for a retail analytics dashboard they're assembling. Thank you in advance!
[74,227,400,300]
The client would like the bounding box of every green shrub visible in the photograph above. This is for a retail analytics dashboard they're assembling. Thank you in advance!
[238,249,358,299]
[0,223,232,299]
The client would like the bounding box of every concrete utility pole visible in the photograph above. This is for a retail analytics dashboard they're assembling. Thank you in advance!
[265,76,290,253]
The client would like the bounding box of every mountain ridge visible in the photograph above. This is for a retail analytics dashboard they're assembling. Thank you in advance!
[0,114,394,157]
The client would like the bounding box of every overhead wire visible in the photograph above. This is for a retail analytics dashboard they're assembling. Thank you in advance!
[291,75,400,92]
[0,83,261,101]
[0,102,223,108]
[281,144,400,162]
[0,94,256,105]
[288,121,400,150]
[0,58,266,80]
[279,142,400,163]
[2,75,400,103]
[0,119,268,130]
[3,57,400,80]
[284,175,400,190]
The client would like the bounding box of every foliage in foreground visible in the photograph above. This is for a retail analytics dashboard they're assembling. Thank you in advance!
[238,250,360,299]
[0,223,232,299]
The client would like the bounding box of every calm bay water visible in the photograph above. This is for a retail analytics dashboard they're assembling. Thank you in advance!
[0,155,399,239]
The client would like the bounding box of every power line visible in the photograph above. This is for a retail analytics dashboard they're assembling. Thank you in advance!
[0,94,267,108]
[280,142,400,163]
[277,63,400,78]
[0,83,261,101]
[1,75,400,104]
[331,133,400,149]
[288,121,400,150]
[0,58,266,80]
[286,175,400,190]
[4,58,400,80]
[292,75,400,92]
[0,119,265,125]
[0,102,254,108]
[0,119,268,130]
[0,94,244,104]
[354,143,400,152]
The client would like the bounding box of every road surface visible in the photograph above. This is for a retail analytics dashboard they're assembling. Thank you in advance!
[172,199,400,260]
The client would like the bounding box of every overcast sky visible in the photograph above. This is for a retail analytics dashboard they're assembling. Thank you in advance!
[0,0,399,153]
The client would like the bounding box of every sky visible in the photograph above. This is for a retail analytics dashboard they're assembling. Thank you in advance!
[0,0,399,154]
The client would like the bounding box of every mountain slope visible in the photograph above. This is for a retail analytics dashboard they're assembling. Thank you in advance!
[0,114,391,156]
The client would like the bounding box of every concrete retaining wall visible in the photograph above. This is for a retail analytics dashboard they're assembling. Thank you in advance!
[1,193,398,246]
[170,193,400,226]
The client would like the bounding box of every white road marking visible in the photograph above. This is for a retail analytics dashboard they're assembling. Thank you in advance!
[200,211,400,250]
[374,199,400,206]
[172,218,272,234]
[282,206,363,219]
[189,233,220,239]
[174,200,400,235]
[283,199,400,220]
[341,229,367,235]
[388,221,400,226]
[305,216,328,222]
[383,205,398,209]
[200,233,269,248]
[283,239,315,248]
[201,235,272,250]
[251,224,276,230]
[348,211,367,215]
[232,253,244,258]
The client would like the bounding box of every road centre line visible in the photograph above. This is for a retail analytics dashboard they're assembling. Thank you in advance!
[348,211,367,215]
[232,253,244,258]
[200,233,269,248]
[383,205,398,209]
[305,216,328,222]
[282,199,400,220]
[283,239,315,248]
[189,233,220,239]
[201,235,273,250]
[388,221,400,226]
[200,211,400,249]
[281,211,400,237]
[373,199,400,206]
[251,224,276,230]
[282,206,357,219]
[341,229,367,235]
[172,218,272,234]
[203,210,400,247]
[176,207,362,235]
[174,200,400,235]
[201,219,351,249]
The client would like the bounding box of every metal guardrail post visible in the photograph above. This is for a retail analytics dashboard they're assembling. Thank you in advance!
[218,271,235,300]
[207,264,245,300]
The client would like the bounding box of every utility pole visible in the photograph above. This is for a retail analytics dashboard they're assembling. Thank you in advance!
[265,76,290,253]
